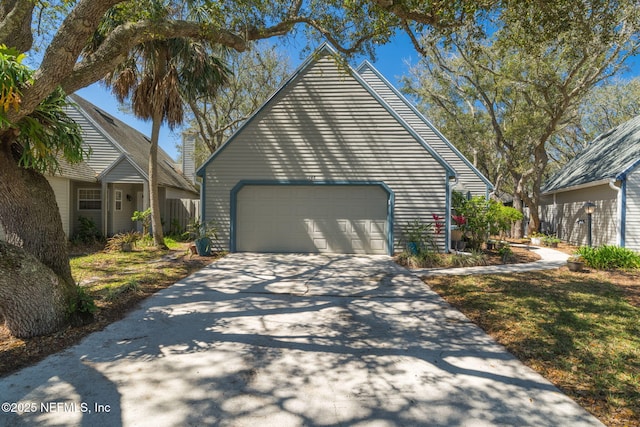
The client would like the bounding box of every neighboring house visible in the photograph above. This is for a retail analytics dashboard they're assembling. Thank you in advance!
[46,94,199,239]
[196,44,492,255]
[540,115,640,251]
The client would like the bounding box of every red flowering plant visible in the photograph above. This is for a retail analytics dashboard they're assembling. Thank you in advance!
[432,213,444,235]
[452,214,466,226]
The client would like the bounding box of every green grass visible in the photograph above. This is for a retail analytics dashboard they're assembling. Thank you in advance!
[70,241,209,303]
[427,270,640,426]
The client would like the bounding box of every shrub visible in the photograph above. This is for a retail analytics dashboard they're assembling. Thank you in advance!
[498,245,515,263]
[447,251,489,267]
[132,208,151,236]
[576,245,640,270]
[105,231,141,252]
[73,216,103,243]
[396,250,442,268]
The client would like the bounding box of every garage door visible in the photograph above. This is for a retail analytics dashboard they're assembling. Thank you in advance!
[235,184,389,254]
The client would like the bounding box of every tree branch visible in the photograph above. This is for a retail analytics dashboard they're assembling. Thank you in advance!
[0,0,35,51]
[61,19,246,94]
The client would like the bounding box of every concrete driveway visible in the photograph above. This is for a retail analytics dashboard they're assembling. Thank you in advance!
[0,253,602,426]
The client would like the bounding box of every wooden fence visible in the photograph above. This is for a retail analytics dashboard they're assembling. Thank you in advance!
[165,198,200,235]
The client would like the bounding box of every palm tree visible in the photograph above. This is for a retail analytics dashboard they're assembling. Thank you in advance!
[86,3,228,248]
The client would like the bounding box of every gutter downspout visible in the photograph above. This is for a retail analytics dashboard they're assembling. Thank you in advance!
[608,179,624,247]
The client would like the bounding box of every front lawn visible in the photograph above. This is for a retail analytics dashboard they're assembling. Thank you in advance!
[426,268,640,427]
[0,243,222,376]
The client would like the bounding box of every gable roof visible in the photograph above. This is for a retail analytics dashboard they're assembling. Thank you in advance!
[543,115,640,193]
[68,94,197,193]
[197,43,457,178]
[355,61,493,191]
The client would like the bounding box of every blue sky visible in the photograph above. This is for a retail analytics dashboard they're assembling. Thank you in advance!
[74,33,420,161]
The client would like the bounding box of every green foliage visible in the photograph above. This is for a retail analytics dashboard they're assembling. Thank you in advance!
[402,218,437,252]
[542,235,561,246]
[452,192,523,249]
[184,218,219,241]
[447,250,489,267]
[397,250,441,269]
[0,45,87,173]
[105,231,142,252]
[497,245,515,263]
[132,208,151,235]
[73,216,103,244]
[576,245,640,270]
[68,286,97,316]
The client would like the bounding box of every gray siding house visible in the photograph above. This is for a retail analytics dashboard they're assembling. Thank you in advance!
[197,44,492,255]
[540,115,640,251]
[47,95,198,239]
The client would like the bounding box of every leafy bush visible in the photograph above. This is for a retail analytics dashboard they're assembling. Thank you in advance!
[132,208,151,236]
[73,216,103,243]
[68,285,97,325]
[542,235,561,246]
[452,192,523,250]
[576,245,640,270]
[498,245,515,263]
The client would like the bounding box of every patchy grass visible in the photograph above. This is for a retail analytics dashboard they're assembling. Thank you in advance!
[0,243,223,377]
[426,268,640,426]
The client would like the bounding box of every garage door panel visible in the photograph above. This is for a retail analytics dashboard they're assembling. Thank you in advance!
[236,185,389,254]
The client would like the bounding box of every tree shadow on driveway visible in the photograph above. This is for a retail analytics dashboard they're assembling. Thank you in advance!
[0,253,603,426]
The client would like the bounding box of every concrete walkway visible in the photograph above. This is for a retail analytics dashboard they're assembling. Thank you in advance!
[0,252,600,427]
[415,244,569,277]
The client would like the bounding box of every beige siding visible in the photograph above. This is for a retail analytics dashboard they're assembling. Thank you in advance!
[626,168,640,252]
[103,158,144,183]
[46,176,71,238]
[540,184,618,247]
[65,105,121,175]
[203,55,448,253]
[358,65,490,197]
[165,187,198,200]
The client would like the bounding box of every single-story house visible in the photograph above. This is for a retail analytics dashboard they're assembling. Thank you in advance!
[46,94,199,239]
[540,115,640,251]
[196,44,492,255]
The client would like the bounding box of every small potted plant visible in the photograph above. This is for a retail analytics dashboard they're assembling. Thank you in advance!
[567,254,585,272]
[184,220,218,256]
[542,235,561,248]
[529,232,543,246]
[403,219,430,255]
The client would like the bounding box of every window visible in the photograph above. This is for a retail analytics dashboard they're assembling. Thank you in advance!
[78,188,101,210]
[114,190,122,211]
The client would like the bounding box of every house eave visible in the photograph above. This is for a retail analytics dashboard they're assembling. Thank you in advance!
[542,178,616,195]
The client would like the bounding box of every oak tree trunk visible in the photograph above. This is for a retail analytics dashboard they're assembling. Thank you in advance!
[0,144,76,336]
